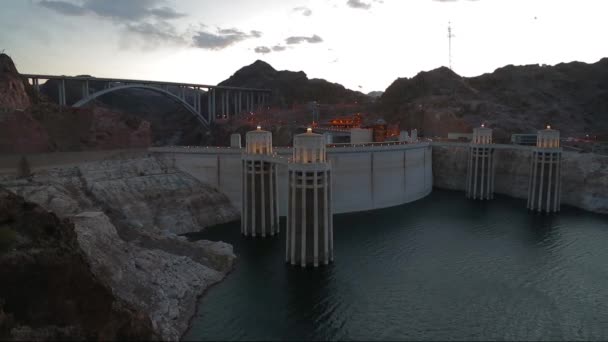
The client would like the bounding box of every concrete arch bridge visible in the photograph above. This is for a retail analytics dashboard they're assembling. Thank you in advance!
[22,74,271,128]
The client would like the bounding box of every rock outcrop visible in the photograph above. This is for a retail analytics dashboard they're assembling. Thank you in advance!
[72,212,230,341]
[0,54,30,110]
[0,189,159,341]
[3,156,238,235]
[0,111,52,153]
[432,144,608,214]
[380,59,608,141]
[0,155,239,340]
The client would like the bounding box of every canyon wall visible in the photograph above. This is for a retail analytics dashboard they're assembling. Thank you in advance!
[0,155,239,340]
[0,189,159,341]
[432,143,608,214]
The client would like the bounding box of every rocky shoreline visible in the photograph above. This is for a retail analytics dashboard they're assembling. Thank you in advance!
[0,155,240,340]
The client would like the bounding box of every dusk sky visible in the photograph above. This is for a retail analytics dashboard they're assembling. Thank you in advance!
[1,0,606,93]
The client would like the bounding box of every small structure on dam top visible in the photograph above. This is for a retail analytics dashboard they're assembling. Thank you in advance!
[409,129,418,143]
[287,128,333,267]
[466,124,495,200]
[527,125,562,213]
[241,126,280,237]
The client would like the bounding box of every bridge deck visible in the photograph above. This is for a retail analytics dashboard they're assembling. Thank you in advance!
[21,74,271,92]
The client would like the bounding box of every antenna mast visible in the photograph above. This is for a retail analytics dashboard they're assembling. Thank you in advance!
[447,21,454,70]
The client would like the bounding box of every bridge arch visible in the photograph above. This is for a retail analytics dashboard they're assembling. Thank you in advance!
[72,84,209,128]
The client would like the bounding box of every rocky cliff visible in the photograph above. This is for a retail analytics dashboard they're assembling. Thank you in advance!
[0,155,239,340]
[380,59,608,141]
[432,144,608,214]
[0,189,159,341]
[0,54,30,110]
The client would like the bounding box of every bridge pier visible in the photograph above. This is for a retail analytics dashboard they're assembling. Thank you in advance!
[81,80,89,98]
[242,126,279,237]
[213,88,217,121]
[194,89,199,113]
[221,90,225,118]
[207,88,213,121]
[31,78,40,94]
[527,126,562,213]
[233,91,238,117]
[466,124,495,200]
[225,90,229,118]
[287,128,333,268]
[58,79,66,106]
[257,93,261,111]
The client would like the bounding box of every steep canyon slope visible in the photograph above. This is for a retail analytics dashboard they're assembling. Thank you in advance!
[0,189,159,341]
[379,59,608,141]
[0,155,239,340]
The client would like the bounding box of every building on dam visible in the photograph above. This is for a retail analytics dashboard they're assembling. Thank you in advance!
[527,126,562,213]
[286,128,334,267]
[241,126,280,237]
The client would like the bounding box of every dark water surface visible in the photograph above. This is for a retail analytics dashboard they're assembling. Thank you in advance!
[185,190,608,341]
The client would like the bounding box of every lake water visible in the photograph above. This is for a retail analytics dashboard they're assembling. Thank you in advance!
[185,190,608,341]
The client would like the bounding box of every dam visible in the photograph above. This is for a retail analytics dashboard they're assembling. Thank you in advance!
[1,130,606,217]
[150,141,434,215]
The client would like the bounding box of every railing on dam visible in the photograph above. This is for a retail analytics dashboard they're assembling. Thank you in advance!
[150,140,429,155]
[430,141,536,151]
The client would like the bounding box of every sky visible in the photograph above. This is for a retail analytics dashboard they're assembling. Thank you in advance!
[1,0,607,93]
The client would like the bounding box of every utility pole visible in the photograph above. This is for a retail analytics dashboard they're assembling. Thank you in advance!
[447,21,455,70]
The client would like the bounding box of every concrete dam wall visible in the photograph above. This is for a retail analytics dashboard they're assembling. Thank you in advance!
[151,143,434,215]
[432,142,608,214]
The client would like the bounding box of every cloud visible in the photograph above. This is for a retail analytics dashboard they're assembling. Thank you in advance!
[38,0,186,22]
[292,6,312,16]
[125,21,186,45]
[346,0,371,9]
[192,28,262,50]
[38,1,262,50]
[146,6,186,20]
[254,45,288,54]
[39,0,88,15]
[254,46,271,54]
[285,34,323,45]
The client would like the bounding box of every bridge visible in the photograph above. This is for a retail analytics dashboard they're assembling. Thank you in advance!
[22,74,272,128]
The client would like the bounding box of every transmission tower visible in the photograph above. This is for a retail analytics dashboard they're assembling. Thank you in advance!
[447,21,455,70]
